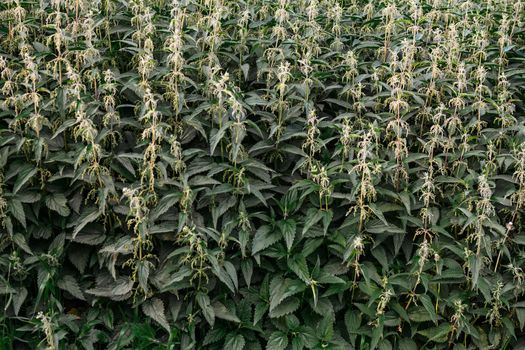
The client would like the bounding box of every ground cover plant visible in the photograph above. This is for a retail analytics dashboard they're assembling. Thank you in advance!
[1,0,525,348]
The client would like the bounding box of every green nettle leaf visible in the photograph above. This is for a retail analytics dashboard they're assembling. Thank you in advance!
[471,256,482,288]
[9,199,26,228]
[269,275,287,311]
[72,207,101,238]
[86,278,134,298]
[210,121,233,155]
[254,302,269,326]
[269,297,300,318]
[266,331,288,350]
[517,307,525,331]
[13,165,37,194]
[203,328,227,346]
[111,279,134,296]
[513,235,525,245]
[252,225,281,255]
[57,275,85,300]
[150,192,180,220]
[239,229,250,256]
[419,294,438,324]
[417,323,452,343]
[241,259,253,287]
[344,310,361,334]
[210,258,237,293]
[197,292,215,327]
[397,339,417,350]
[12,287,28,316]
[370,321,383,350]
[12,233,32,255]
[224,333,246,350]
[142,297,170,333]
[290,336,304,350]
[45,193,71,216]
[287,255,309,283]
[137,260,150,295]
[409,306,435,323]
[212,301,240,323]
[0,278,15,294]
[223,261,238,291]
[371,246,389,271]
[278,218,296,251]
[302,208,324,235]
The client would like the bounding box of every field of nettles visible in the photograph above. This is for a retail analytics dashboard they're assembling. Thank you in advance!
[1,0,525,349]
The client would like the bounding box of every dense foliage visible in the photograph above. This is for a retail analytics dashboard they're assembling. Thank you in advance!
[1,0,525,348]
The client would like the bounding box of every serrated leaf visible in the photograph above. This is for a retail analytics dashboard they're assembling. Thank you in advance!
[408,306,434,323]
[224,333,245,350]
[45,193,70,216]
[398,339,417,350]
[210,121,233,155]
[86,278,133,297]
[287,255,309,282]
[203,328,227,346]
[150,192,180,220]
[278,218,296,251]
[370,323,383,350]
[344,309,361,333]
[266,331,288,350]
[72,207,100,238]
[212,301,240,323]
[252,225,281,255]
[0,278,15,294]
[224,261,238,291]
[417,323,451,343]
[12,233,32,254]
[58,275,85,300]
[270,276,306,312]
[419,294,438,324]
[142,298,170,332]
[12,287,28,316]
[302,208,323,235]
[241,259,253,287]
[269,275,286,311]
[68,247,90,274]
[290,336,304,350]
[137,260,150,295]
[210,259,237,294]
[269,297,300,318]
[9,199,25,228]
[13,165,37,194]
[254,302,269,325]
[517,308,525,331]
[196,292,215,326]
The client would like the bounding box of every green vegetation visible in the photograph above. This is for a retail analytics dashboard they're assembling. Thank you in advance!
[1,0,525,348]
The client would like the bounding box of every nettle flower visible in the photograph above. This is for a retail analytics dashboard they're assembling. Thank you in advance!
[73,108,97,145]
[346,234,365,270]
[327,1,342,36]
[488,281,505,326]
[375,276,394,318]
[510,144,525,210]
[420,172,436,209]
[342,50,358,83]
[310,164,332,210]
[450,299,467,338]
[506,263,524,286]
[302,109,321,158]
[476,174,495,217]
[276,61,291,96]
[339,116,354,161]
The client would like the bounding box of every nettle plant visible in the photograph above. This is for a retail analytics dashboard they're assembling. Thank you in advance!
[1,0,525,349]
